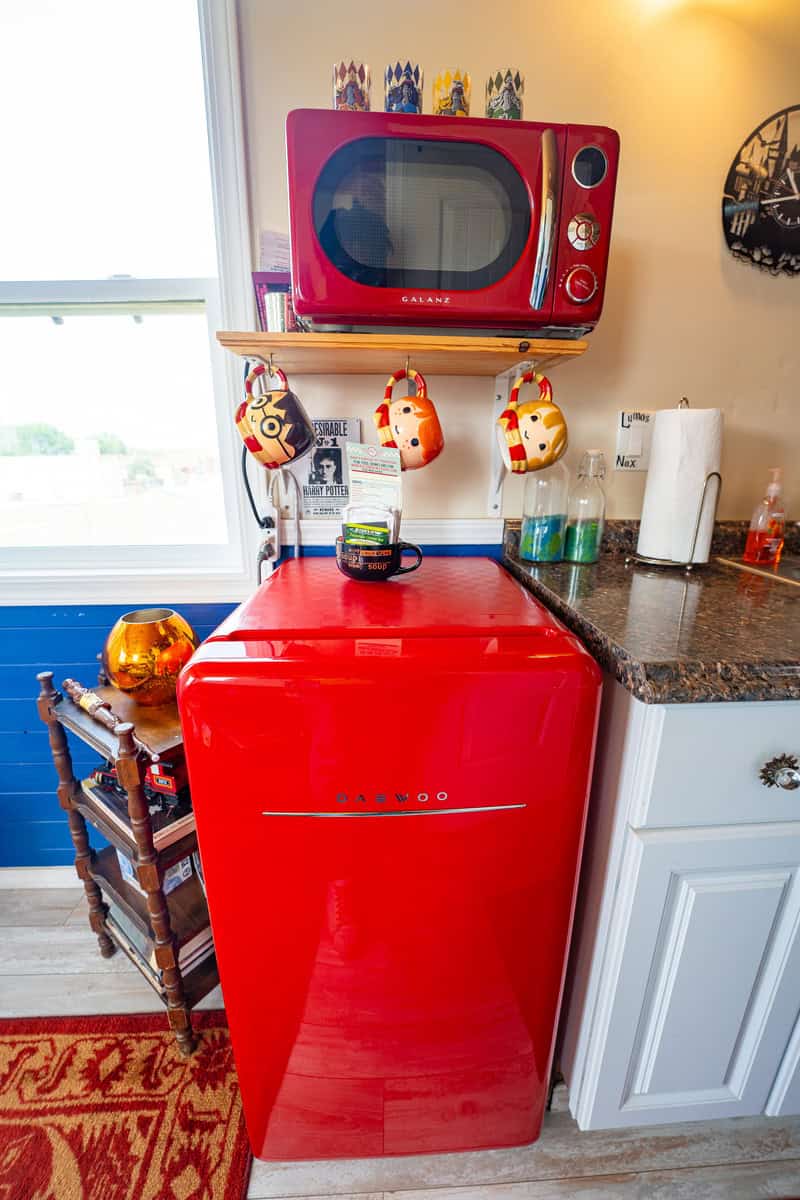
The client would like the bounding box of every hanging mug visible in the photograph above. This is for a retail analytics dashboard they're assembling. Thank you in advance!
[235,362,315,470]
[373,367,444,471]
[496,370,567,473]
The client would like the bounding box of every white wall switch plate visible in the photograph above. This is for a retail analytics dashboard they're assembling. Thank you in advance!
[615,410,654,471]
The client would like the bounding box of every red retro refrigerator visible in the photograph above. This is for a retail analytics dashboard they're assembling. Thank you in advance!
[178,558,600,1161]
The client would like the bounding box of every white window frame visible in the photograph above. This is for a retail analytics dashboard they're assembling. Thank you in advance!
[0,0,258,605]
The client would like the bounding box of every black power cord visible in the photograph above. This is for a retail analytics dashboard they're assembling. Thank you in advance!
[241,443,274,530]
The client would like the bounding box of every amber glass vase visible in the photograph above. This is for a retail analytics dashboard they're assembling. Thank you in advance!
[103,608,199,707]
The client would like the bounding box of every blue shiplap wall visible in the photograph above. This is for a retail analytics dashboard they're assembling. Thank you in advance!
[0,604,236,868]
[2,546,502,868]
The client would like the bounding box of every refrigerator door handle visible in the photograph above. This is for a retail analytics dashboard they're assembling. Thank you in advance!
[261,803,528,818]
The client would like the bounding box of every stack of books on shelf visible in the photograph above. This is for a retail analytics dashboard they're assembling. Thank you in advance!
[105,899,214,986]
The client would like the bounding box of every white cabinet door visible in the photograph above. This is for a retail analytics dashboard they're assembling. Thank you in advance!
[767,1013,800,1116]
[572,823,800,1129]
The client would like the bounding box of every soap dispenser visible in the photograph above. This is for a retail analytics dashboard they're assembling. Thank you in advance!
[743,467,785,567]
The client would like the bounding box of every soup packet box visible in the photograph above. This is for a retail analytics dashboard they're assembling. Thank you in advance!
[342,521,391,546]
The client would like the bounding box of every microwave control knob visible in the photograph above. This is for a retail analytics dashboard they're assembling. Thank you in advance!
[568,213,601,250]
[565,264,598,304]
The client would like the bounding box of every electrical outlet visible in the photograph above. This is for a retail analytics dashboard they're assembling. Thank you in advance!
[615,411,653,471]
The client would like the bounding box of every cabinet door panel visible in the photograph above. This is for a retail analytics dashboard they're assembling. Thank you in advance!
[638,700,800,829]
[576,825,800,1129]
[767,1013,800,1116]
[639,868,791,1098]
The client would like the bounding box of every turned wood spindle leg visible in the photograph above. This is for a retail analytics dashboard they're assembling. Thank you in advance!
[116,722,196,1056]
[36,671,116,959]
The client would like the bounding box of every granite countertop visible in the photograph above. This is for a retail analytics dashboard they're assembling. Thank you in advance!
[503,525,800,704]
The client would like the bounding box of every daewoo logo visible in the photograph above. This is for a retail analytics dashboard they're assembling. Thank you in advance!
[336,791,448,805]
[401,295,452,305]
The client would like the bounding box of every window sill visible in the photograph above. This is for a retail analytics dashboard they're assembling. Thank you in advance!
[0,564,255,605]
[0,520,506,605]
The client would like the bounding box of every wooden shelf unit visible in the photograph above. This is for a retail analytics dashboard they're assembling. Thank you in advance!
[36,672,218,1056]
[216,330,589,377]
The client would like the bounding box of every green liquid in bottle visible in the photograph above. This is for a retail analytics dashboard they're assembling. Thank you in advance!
[565,519,601,563]
[564,451,606,564]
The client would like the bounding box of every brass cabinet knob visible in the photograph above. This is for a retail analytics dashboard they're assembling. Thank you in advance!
[760,754,800,791]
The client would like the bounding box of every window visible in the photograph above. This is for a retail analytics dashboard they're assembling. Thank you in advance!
[0,0,255,601]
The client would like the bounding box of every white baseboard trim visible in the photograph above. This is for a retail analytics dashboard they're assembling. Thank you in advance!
[281,517,504,547]
[0,866,78,889]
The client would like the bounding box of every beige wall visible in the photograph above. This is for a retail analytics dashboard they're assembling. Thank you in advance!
[237,0,800,520]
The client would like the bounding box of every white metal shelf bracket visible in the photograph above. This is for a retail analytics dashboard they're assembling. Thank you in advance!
[487,359,536,518]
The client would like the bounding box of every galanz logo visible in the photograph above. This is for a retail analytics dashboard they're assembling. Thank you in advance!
[401,295,452,305]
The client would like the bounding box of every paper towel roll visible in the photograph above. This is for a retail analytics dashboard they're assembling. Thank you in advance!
[636,407,723,564]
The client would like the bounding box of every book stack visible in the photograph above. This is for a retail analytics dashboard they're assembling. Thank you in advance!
[105,899,214,985]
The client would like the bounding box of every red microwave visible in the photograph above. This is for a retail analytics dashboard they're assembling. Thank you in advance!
[286,108,619,337]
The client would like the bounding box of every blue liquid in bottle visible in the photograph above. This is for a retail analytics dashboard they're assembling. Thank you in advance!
[519,462,569,563]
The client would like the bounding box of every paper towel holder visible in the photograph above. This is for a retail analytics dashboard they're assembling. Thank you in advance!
[625,470,722,574]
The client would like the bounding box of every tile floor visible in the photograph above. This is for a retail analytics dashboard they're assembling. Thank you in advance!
[2,885,799,1199]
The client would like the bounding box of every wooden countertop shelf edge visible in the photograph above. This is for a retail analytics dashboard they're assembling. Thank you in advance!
[216,330,589,377]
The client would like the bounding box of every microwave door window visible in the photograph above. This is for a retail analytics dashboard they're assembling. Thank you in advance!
[313,137,530,290]
[439,202,508,276]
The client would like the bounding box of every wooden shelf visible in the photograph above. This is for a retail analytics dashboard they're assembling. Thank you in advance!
[90,845,210,946]
[75,792,198,866]
[216,331,588,377]
[76,777,197,867]
[105,919,218,1009]
[182,954,220,1008]
[54,686,183,762]
[95,844,218,1011]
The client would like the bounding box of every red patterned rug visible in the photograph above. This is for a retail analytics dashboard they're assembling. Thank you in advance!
[0,1011,251,1200]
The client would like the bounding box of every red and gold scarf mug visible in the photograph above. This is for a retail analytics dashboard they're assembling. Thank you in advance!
[373,367,444,471]
[235,362,315,469]
[496,369,567,473]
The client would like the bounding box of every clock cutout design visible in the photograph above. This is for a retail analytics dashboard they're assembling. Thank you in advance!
[722,105,800,276]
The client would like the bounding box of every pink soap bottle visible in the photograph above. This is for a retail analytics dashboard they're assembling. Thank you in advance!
[743,467,785,567]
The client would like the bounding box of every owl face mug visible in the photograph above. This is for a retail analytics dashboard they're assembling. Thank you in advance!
[496,370,568,473]
[235,362,315,470]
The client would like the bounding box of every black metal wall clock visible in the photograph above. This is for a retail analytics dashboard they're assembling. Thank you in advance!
[722,105,800,276]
